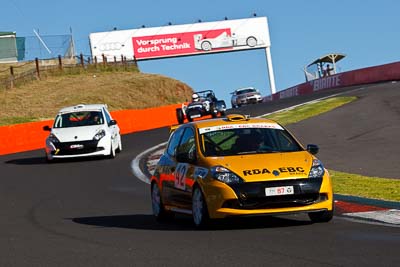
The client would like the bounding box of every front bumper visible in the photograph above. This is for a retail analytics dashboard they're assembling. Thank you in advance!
[45,138,110,159]
[202,177,333,219]
[238,96,262,105]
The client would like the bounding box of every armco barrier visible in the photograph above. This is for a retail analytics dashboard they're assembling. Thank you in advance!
[0,103,183,156]
[273,61,400,100]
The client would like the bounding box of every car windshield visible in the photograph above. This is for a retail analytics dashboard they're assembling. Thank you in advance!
[237,88,257,95]
[194,91,215,101]
[53,111,104,128]
[200,126,302,157]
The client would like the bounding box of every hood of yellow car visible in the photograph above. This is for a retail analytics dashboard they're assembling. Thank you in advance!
[206,151,314,182]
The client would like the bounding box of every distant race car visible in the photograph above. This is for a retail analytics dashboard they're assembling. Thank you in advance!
[176,90,226,124]
[231,87,263,108]
[150,114,333,228]
[43,104,122,162]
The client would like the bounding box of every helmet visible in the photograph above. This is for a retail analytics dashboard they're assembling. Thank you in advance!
[192,93,199,102]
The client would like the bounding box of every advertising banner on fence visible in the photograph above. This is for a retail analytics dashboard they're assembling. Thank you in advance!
[89,17,270,61]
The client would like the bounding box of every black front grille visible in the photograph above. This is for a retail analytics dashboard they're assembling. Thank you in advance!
[53,140,103,155]
[224,178,324,209]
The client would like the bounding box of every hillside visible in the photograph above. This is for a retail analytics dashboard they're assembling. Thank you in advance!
[0,67,194,126]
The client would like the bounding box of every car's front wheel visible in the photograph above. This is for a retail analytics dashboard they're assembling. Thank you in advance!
[192,187,210,228]
[308,209,333,223]
[116,137,122,153]
[109,142,116,159]
[176,108,184,124]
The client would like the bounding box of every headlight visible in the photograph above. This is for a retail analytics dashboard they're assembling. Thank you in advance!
[93,129,106,141]
[48,133,60,143]
[308,159,325,178]
[210,166,244,184]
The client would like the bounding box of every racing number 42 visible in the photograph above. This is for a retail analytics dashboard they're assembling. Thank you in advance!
[174,163,188,190]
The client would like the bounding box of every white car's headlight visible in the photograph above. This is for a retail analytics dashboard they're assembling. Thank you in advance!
[48,133,60,143]
[93,129,106,141]
[211,166,244,184]
[308,159,325,178]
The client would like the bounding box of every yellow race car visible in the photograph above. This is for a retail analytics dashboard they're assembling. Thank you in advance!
[150,114,333,227]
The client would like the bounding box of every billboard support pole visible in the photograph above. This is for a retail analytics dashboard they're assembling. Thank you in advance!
[265,47,276,95]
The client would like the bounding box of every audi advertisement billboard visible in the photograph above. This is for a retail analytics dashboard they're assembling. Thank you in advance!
[89,17,270,61]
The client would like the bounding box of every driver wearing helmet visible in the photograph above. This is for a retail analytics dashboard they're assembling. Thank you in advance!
[192,93,200,102]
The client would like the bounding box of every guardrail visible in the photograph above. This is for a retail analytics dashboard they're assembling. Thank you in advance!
[269,61,400,101]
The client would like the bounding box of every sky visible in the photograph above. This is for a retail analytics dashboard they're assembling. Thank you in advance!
[2,0,400,105]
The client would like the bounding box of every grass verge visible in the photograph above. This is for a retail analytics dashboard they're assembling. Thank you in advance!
[264,96,400,202]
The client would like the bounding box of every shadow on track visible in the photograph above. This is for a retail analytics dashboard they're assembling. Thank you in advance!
[5,155,109,165]
[71,214,313,231]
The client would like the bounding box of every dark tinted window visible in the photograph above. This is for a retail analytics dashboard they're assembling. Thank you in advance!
[167,127,185,156]
[176,128,195,155]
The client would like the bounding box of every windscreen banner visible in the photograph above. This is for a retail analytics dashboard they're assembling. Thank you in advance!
[89,17,270,61]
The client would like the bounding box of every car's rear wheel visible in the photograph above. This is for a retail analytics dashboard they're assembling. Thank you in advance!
[201,41,212,51]
[246,36,257,47]
[151,183,173,221]
[308,209,333,223]
[176,108,184,124]
[192,186,210,228]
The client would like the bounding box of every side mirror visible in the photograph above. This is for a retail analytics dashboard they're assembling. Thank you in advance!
[43,125,51,131]
[307,144,319,155]
[109,120,117,126]
[176,150,197,164]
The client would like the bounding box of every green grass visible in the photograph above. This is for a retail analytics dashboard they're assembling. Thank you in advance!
[329,170,400,201]
[264,96,400,202]
[265,96,356,126]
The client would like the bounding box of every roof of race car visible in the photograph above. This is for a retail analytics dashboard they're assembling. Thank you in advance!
[232,87,257,93]
[57,104,108,114]
[176,114,283,133]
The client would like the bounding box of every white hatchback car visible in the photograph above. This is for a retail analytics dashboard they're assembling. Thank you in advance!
[43,104,122,161]
[231,87,263,108]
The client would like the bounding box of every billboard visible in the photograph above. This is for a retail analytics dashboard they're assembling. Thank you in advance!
[89,17,270,61]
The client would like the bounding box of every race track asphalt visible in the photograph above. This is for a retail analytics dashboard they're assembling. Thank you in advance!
[231,81,400,179]
[285,81,400,179]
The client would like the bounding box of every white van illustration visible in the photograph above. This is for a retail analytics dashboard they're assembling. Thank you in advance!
[194,31,259,51]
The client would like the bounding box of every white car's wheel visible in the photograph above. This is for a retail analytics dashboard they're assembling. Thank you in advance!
[201,41,212,51]
[45,152,54,163]
[109,142,116,159]
[246,37,257,47]
[192,187,209,228]
[117,136,122,153]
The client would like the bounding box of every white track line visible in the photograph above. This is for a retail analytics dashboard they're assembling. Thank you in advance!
[131,142,167,184]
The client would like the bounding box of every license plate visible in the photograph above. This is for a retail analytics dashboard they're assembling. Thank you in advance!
[70,144,84,149]
[265,186,294,196]
[190,114,201,118]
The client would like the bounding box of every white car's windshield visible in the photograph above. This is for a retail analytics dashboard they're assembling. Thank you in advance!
[53,111,104,128]
[237,88,257,95]
[200,127,302,156]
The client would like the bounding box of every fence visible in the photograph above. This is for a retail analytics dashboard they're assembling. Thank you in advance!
[0,54,138,90]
